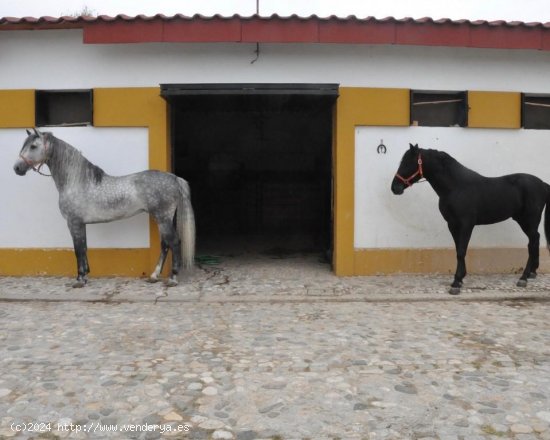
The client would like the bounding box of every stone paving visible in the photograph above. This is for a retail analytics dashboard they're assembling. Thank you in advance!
[0,253,549,439]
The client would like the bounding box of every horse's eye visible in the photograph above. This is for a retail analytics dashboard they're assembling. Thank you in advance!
[30,144,37,150]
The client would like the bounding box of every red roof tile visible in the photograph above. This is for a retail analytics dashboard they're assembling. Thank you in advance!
[1,14,549,50]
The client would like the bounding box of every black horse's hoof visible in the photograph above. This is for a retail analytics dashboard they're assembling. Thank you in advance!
[449,287,461,295]
[517,279,528,288]
[528,272,537,279]
[72,280,86,288]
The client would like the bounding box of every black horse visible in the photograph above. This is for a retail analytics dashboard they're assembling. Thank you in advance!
[391,143,550,295]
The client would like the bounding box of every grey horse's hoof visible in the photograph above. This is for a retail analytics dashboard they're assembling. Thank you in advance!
[72,280,86,288]
[166,278,178,288]
[516,279,528,288]
[528,272,537,279]
[146,277,160,283]
[449,287,461,295]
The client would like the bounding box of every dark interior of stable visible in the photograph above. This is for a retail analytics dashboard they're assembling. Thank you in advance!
[171,94,333,257]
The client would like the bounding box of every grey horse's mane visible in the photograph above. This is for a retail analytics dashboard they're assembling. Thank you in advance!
[46,132,105,186]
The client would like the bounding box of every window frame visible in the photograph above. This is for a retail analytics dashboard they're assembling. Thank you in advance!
[410,90,468,128]
[35,89,94,127]
[521,93,550,130]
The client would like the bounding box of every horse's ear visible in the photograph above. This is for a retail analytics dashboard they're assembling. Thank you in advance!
[26,129,32,136]
[33,127,43,137]
[42,131,52,149]
[409,143,418,151]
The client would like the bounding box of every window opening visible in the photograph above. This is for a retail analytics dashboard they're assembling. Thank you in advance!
[410,90,467,127]
[35,89,93,126]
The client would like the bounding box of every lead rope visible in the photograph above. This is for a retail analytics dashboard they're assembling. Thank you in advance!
[33,163,52,177]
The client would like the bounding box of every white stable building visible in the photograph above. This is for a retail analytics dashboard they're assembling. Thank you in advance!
[1,14,550,277]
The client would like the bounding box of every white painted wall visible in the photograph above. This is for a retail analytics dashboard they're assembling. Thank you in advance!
[355,127,550,249]
[3,29,550,253]
[0,127,150,248]
[1,30,550,92]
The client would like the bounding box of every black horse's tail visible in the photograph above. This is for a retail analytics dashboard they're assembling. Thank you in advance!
[545,185,550,252]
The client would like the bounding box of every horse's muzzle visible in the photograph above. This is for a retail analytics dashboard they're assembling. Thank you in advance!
[391,180,405,195]
[13,162,29,176]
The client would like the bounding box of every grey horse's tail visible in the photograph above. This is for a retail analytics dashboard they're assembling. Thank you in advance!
[545,184,550,252]
[176,177,196,270]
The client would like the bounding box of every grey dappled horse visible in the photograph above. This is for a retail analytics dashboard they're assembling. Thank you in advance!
[14,128,195,288]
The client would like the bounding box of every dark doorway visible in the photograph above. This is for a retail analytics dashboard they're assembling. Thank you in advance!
[162,84,337,258]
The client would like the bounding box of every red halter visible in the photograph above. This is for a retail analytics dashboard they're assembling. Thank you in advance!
[395,153,423,187]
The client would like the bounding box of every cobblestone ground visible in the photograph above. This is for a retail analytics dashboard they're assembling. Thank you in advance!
[0,254,549,439]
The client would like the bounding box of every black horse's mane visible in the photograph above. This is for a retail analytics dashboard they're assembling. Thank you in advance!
[426,148,482,180]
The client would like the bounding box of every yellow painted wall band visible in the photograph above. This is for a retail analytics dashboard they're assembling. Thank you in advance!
[334,87,409,275]
[0,90,35,128]
[0,249,150,276]
[468,91,521,128]
[354,248,550,275]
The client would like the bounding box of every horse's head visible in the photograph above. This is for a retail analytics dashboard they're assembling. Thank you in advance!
[391,143,424,195]
[14,128,51,176]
